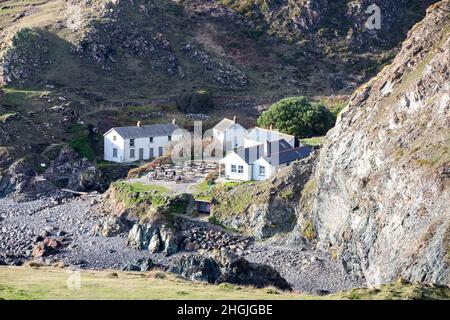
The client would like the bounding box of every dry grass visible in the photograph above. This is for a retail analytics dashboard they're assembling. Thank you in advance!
[1,266,448,300]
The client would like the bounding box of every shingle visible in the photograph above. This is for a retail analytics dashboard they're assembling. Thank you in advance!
[111,123,179,139]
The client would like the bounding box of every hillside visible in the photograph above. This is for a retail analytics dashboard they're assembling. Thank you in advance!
[0,266,448,300]
[0,0,438,175]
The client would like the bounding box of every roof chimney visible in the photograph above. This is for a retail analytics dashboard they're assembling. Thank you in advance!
[172,118,176,125]
[233,116,236,123]
[137,121,141,128]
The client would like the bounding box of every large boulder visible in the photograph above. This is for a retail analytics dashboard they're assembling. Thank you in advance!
[122,258,154,272]
[167,254,222,283]
[97,215,131,237]
[167,251,292,291]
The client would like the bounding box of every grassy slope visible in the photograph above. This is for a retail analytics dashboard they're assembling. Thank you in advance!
[0,266,448,300]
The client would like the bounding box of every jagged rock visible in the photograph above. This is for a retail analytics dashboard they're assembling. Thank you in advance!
[148,233,161,253]
[121,258,154,272]
[126,222,177,255]
[168,251,292,290]
[159,225,178,256]
[98,216,130,237]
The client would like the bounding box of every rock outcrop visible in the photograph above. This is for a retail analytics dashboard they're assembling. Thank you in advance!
[167,251,292,290]
[297,0,450,286]
[209,155,316,239]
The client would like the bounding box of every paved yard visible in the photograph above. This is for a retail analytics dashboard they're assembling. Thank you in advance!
[127,174,206,194]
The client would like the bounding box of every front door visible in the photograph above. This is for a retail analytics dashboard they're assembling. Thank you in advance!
[149,147,154,159]
[158,146,163,157]
[139,148,144,160]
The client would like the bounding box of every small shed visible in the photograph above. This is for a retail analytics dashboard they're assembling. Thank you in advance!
[194,199,212,214]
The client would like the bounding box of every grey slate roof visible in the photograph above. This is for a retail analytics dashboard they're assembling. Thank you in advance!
[214,118,236,132]
[108,123,179,139]
[235,139,292,164]
[263,146,312,165]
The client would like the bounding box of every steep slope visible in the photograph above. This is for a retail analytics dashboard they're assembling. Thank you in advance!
[298,0,450,286]
[0,0,438,96]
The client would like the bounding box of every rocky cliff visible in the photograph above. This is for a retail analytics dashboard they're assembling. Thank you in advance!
[297,0,450,286]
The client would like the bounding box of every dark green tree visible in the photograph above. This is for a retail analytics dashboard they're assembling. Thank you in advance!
[257,96,335,138]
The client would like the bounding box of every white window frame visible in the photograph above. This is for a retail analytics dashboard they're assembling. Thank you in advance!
[130,139,135,147]
[231,165,237,173]
[113,135,117,141]
[150,137,153,143]
[113,148,118,158]
[238,165,244,174]
[130,149,135,158]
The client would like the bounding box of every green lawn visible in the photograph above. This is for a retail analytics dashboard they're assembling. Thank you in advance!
[114,181,170,194]
[0,266,448,300]
[0,266,306,300]
[300,136,325,147]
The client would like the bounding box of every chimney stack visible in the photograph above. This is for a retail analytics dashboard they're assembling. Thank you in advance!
[172,118,176,125]
[233,116,236,123]
[137,121,141,128]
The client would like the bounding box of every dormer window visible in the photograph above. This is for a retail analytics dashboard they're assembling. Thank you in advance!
[130,139,135,147]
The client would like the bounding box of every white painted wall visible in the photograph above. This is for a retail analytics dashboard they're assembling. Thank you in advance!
[104,129,181,163]
[220,152,252,181]
[252,158,270,181]
[214,124,247,153]
[104,129,125,163]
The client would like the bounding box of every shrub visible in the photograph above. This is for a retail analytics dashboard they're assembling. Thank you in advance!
[257,96,336,138]
[176,90,213,114]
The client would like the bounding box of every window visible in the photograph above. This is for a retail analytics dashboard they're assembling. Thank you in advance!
[238,165,244,174]
[231,165,237,173]
[130,139,135,147]
[130,149,135,158]
[168,135,172,141]
[259,166,266,176]
[149,137,154,143]
[113,148,118,158]
[113,135,117,141]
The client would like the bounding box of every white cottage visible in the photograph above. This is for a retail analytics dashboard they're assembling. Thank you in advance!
[212,117,247,154]
[219,139,311,181]
[103,121,181,163]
